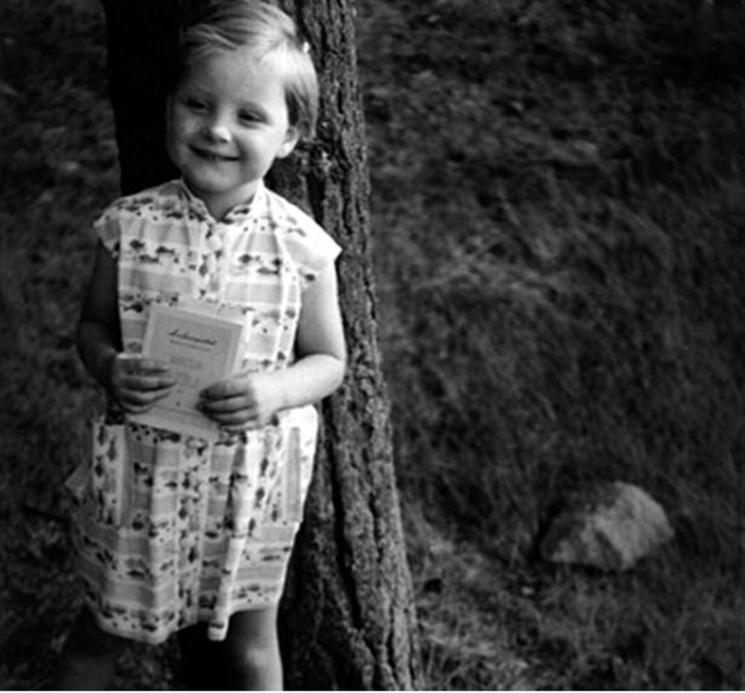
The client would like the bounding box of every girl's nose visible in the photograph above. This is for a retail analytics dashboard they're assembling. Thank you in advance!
[202,117,230,143]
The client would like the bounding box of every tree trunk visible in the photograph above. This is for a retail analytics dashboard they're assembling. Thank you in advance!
[100,0,421,689]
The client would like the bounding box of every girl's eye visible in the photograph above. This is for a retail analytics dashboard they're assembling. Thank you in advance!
[238,111,262,124]
[184,97,208,112]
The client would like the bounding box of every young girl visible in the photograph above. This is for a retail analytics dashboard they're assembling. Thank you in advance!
[57,2,345,689]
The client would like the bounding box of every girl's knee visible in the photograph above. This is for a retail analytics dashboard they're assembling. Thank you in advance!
[222,609,282,689]
[229,639,275,674]
[178,609,282,689]
[222,643,282,690]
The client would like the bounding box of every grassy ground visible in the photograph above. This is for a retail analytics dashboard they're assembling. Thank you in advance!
[361,0,745,688]
[1,0,744,689]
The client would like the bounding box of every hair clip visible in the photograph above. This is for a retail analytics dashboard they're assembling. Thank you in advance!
[302,40,311,54]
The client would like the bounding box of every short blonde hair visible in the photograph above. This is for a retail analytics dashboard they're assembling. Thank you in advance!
[174,0,319,138]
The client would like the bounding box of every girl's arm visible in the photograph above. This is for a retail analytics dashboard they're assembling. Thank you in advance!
[200,262,346,431]
[77,243,175,413]
[274,259,347,406]
[77,243,123,388]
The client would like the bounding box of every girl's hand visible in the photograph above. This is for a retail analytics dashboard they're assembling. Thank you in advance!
[198,373,283,433]
[109,354,177,414]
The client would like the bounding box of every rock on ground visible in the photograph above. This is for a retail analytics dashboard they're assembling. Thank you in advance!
[540,481,674,571]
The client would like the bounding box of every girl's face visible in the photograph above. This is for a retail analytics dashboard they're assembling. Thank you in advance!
[167,48,299,219]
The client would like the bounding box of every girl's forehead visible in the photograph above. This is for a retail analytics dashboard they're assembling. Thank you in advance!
[186,45,286,74]
[181,47,290,88]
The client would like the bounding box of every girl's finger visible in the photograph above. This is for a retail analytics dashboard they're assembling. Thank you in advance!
[199,395,253,415]
[125,374,177,392]
[116,354,170,374]
[212,410,256,426]
[137,358,171,373]
[122,385,173,407]
[122,402,152,415]
[200,378,255,401]
[202,404,255,425]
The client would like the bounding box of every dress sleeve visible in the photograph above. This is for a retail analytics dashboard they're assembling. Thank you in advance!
[287,219,342,290]
[92,208,122,259]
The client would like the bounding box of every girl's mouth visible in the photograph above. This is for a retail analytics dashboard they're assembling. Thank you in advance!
[191,147,239,162]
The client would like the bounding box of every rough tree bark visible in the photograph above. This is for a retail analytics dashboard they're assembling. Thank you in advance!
[99,0,421,689]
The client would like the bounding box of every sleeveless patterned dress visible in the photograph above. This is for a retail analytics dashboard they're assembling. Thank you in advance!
[66,179,340,644]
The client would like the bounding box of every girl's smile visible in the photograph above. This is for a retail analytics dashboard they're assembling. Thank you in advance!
[167,48,299,219]
[189,146,240,163]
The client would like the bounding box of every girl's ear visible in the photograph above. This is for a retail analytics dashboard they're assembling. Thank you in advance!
[277,126,300,159]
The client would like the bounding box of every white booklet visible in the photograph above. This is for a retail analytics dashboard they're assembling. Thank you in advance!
[129,303,245,440]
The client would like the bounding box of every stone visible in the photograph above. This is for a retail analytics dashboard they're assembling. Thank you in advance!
[540,481,674,571]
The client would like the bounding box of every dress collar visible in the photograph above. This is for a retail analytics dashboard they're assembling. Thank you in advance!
[174,179,265,225]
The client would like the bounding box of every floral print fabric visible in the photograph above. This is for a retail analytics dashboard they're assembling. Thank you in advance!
[66,180,340,644]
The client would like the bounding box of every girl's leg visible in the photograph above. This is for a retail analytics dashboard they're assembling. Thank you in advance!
[55,607,129,690]
[177,605,282,691]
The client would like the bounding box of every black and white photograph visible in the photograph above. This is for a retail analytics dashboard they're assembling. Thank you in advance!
[0,0,742,689]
